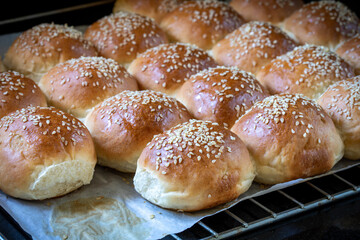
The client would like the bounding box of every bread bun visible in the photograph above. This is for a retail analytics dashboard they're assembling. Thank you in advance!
[134,119,255,211]
[0,106,97,200]
[3,23,98,83]
[85,90,192,173]
[257,45,355,100]
[336,34,360,75]
[318,76,360,160]
[160,0,245,50]
[230,0,303,24]
[113,0,183,23]
[0,59,6,72]
[231,94,344,185]
[283,1,360,49]
[212,21,298,75]
[39,56,138,119]
[0,71,47,118]
[177,66,269,128]
[84,11,168,66]
[128,43,217,97]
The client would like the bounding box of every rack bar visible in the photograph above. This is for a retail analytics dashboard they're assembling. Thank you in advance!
[249,198,277,218]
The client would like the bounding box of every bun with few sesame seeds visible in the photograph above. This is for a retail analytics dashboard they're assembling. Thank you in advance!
[231,94,344,185]
[128,43,217,97]
[39,56,138,119]
[3,23,98,83]
[212,21,298,75]
[84,11,168,67]
[134,119,255,211]
[317,76,360,160]
[0,106,97,200]
[84,90,192,172]
[160,0,246,50]
[113,0,184,23]
[336,34,360,75]
[0,71,47,118]
[256,45,355,100]
[177,66,270,128]
[283,1,360,49]
[229,0,303,24]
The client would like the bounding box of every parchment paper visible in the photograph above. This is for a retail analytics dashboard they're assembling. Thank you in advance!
[1,28,359,240]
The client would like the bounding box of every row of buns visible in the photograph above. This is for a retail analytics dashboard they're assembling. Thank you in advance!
[0,0,359,212]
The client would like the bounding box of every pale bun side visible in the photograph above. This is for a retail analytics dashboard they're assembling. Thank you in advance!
[134,119,255,211]
[231,94,344,185]
[0,106,97,200]
[3,23,98,83]
[85,90,192,172]
[317,76,360,160]
[0,71,47,118]
[336,34,360,75]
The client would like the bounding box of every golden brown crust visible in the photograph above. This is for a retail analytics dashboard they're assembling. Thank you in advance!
[128,43,217,96]
[230,0,303,24]
[256,45,355,100]
[84,11,168,65]
[178,66,269,128]
[0,106,97,200]
[113,0,184,23]
[231,94,344,184]
[134,119,255,211]
[317,76,360,160]
[0,71,47,118]
[212,21,298,74]
[3,23,98,82]
[85,90,192,172]
[336,34,360,75]
[160,0,246,50]
[283,1,360,49]
[39,57,138,118]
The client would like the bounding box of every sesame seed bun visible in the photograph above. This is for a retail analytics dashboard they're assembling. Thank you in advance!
[39,56,138,119]
[113,0,184,23]
[318,76,360,160]
[256,45,355,100]
[160,0,245,50]
[84,11,168,66]
[85,90,192,173]
[128,43,217,97]
[3,23,98,83]
[134,119,255,211]
[177,66,270,128]
[212,21,298,75]
[231,94,344,185]
[336,34,360,75]
[0,71,47,118]
[230,0,303,24]
[283,1,360,49]
[0,106,97,200]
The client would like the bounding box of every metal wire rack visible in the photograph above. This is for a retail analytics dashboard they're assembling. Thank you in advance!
[162,164,360,240]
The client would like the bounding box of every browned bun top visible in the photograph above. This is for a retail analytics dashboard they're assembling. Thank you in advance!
[230,0,303,24]
[128,43,217,97]
[84,90,192,172]
[3,23,98,82]
[113,0,184,23]
[178,66,269,128]
[39,56,138,118]
[212,21,298,74]
[336,34,360,75]
[231,94,344,184]
[317,76,360,160]
[135,119,255,211]
[0,106,96,199]
[160,0,246,50]
[257,45,355,100]
[84,11,168,66]
[284,1,360,49]
[0,71,47,118]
